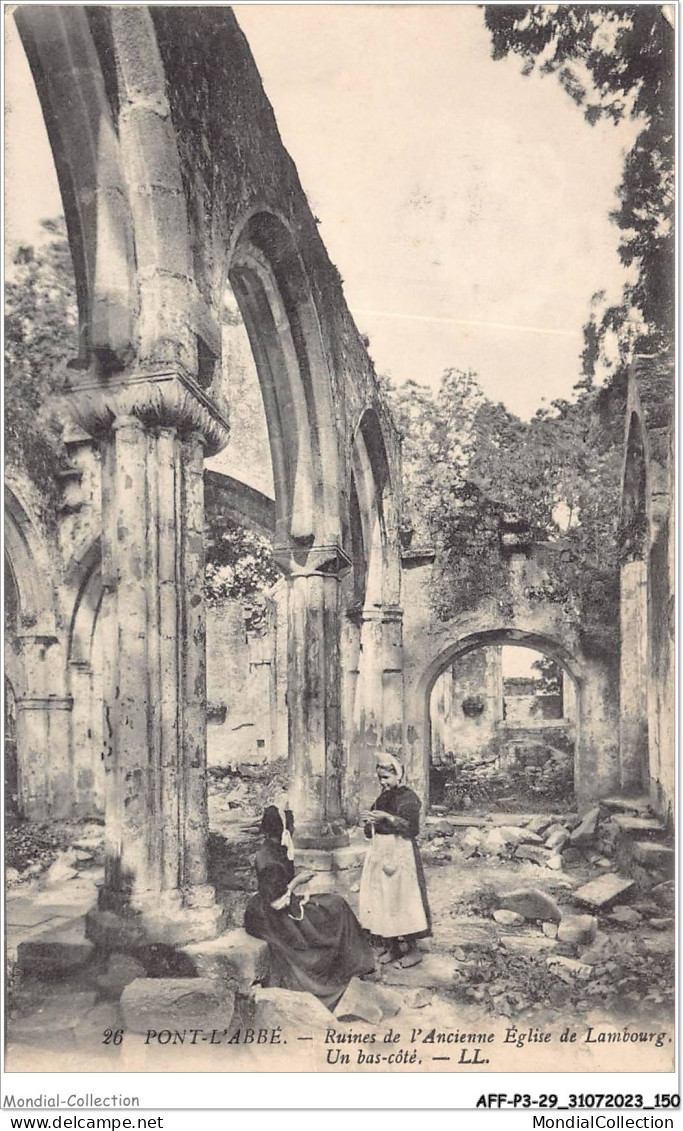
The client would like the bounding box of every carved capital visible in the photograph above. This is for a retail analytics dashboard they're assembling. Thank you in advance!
[273,543,352,579]
[61,367,230,455]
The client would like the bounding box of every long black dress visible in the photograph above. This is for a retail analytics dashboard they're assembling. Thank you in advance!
[244,839,375,1009]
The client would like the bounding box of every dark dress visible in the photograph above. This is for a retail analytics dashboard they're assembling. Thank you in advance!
[359,785,432,940]
[244,839,375,1009]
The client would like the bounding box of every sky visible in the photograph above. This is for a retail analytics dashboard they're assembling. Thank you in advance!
[4,4,639,419]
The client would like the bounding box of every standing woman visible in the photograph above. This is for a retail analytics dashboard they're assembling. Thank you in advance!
[359,752,432,967]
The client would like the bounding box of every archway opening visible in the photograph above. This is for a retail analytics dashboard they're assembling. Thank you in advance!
[428,638,579,814]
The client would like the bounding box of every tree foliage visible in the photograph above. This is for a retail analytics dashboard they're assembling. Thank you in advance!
[483,5,674,359]
[4,219,77,515]
[387,368,621,651]
[204,512,279,609]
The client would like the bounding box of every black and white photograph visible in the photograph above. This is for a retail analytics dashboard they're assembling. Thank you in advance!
[3,0,676,1103]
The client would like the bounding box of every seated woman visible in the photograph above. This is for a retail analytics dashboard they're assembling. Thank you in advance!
[244,806,375,1009]
[359,752,432,967]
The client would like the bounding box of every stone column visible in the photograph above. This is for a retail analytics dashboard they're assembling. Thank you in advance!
[277,546,351,849]
[68,371,230,947]
[15,692,73,820]
[356,606,405,811]
[619,559,649,793]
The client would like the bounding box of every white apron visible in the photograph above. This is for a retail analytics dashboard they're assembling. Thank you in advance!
[359,832,428,938]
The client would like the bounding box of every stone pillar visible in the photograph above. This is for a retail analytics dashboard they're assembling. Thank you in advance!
[619,559,649,793]
[68,372,230,946]
[278,546,350,849]
[356,606,404,812]
[15,692,72,820]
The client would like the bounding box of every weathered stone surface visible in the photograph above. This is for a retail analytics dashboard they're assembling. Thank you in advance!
[542,922,558,939]
[612,815,666,838]
[525,815,557,835]
[648,917,673,931]
[632,842,675,875]
[547,854,564,871]
[480,828,510,856]
[545,827,570,852]
[252,987,335,1033]
[85,909,148,951]
[561,847,583,864]
[5,901,64,928]
[599,796,650,816]
[121,978,235,1034]
[498,888,561,922]
[580,931,640,966]
[609,905,642,926]
[572,873,635,909]
[383,952,460,989]
[335,977,402,1023]
[569,806,601,846]
[557,914,597,947]
[72,1001,123,1046]
[460,829,483,858]
[651,881,675,909]
[493,909,524,927]
[444,916,497,948]
[182,928,270,991]
[425,817,456,835]
[499,934,557,955]
[489,813,533,827]
[18,918,95,977]
[40,853,80,887]
[96,953,148,999]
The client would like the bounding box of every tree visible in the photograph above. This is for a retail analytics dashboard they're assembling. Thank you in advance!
[4,219,77,515]
[483,5,674,362]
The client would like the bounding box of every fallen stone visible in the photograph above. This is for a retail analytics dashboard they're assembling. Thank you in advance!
[492,909,524,927]
[488,813,533,827]
[569,806,601,846]
[6,901,64,928]
[542,922,558,939]
[335,977,402,1024]
[632,842,675,875]
[547,956,592,982]
[545,827,570,852]
[183,928,269,991]
[609,905,642,926]
[525,815,557,835]
[599,796,650,816]
[443,815,489,828]
[564,813,582,830]
[547,855,564,871]
[498,888,561,923]
[382,952,460,989]
[561,847,583,864]
[18,918,95,978]
[640,932,674,956]
[579,931,641,966]
[648,917,673,931]
[612,815,666,838]
[40,854,80,887]
[514,845,551,865]
[121,978,235,1034]
[572,873,635,909]
[445,918,497,948]
[594,857,613,869]
[6,867,20,886]
[651,881,675,910]
[96,953,148,999]
[557,914,597,947]
[252,987,335,1033]
[402,987,433,1009]
[425,817,456,835]
[480,828,510,856]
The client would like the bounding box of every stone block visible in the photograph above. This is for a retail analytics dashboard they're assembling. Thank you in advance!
[96,953,148,999]
[572,873,635,909]
[632,842,675,875]
[442,917,496,948]
[489,813,533,827]
[182,928,270,991]
[85,909,148,951]
[599,796,650,816]
[493,909,524,927]
[425,817,456,835]
[545,827,570,852]
[252,987,335,1033]
[335,977,402,1024]
[18,918,94,978]
[547,956,592,981]
[557,914,597,947]
[525,815,557,835]
[569,806,601,846]
[612,815,666,838]
[542,922,558,939]
[547,855,564,871]
[498,888,561,922]
[382,951,460,989]
[648,917,673,931]
[561,847,583,864]
[499,935,557,956]
[120,978,235,1034]
[6,901,64,928]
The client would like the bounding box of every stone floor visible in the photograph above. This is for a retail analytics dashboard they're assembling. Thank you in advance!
[5,805,675,1073]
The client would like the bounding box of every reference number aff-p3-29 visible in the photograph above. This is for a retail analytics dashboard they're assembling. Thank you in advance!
[476,1094,681,1109]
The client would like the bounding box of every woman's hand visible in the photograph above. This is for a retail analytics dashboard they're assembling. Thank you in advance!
[290,872,314,890]
[370,809,396,826]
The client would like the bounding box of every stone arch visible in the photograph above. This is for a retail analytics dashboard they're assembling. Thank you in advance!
[14,6,137,365]
[4,486,58,640]
[227,210,341,558]
[65,537,105,814]
[351,407,401,608]
[415,628,588,809]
